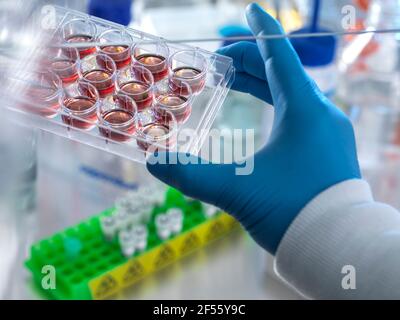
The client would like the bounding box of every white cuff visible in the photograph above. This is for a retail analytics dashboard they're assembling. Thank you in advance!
[274,179,400,299]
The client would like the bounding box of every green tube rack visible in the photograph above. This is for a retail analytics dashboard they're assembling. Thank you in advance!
[25,188,239,300]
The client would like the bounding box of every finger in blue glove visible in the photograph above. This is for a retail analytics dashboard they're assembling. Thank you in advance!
[147,3,360,254]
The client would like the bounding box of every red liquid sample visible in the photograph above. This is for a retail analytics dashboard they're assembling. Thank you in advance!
[137,123,172,152]
[61,97,98,130]
[66,34,96,58]
[170,67,205,95]
[23,86,60,118]
[99,109,136,142]
[51,59,79,84]
[154,95,191,124]
[136,54,168,82]
[120,81,153,111]
[83,69,115,97]
[101,45,132,69]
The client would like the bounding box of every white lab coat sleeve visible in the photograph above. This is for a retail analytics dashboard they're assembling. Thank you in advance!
[274,179,400,299]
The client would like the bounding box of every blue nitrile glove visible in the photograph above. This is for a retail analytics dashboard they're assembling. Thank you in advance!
[88,0,132,26]
[146,3,361,254]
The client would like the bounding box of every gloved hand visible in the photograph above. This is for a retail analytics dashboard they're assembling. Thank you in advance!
[147,3,361,254]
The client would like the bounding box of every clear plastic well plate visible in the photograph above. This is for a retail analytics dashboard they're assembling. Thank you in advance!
[5,7,234,163]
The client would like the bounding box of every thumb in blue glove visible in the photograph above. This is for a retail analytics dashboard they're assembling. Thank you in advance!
[147,3,361,254]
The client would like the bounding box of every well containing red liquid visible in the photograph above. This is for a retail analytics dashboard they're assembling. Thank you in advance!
[21,73,62,118]
[61,97,98,130]
[83,69,115,97]
[99,109,136,142]
[154,94,191,124]
[119,81,153,110]
[66,34,96,58]
[135,54,168,82]
[101,45,132,69]
[23,86,61,118]
[137,123,173,152]
[51,59,79,84]
[170,67,206,95]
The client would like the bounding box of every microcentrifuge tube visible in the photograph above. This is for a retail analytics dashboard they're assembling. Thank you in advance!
[116,196,132,211]
[149,191,164,207]
[100,216,117,241]
[155,214,171,240]
[139,205,153,223]
[204,204,218,218]
[118,229,136,258]
[125,205,142,225]
[131,225,148,251]
[167,208,183,234]
[139,185,165,206]
[125,192,138,202]
[118,195,144,225]
[134,196,153,223]
[127,210,142,226]
[114,209,130,230]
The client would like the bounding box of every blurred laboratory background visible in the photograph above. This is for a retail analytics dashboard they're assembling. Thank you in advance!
[1,0,399,299]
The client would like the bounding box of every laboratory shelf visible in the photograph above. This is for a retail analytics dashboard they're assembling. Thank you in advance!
[25,188,239,300]
[6,6,234,164]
